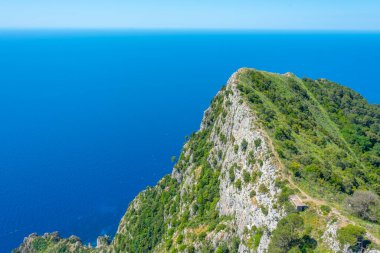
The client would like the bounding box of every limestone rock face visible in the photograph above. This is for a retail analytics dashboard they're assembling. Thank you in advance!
[201,70,285,252]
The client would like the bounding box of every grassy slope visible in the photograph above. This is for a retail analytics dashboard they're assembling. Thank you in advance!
[237,69,380,240]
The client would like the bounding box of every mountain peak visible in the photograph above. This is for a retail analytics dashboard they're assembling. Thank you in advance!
[14,69,380,253]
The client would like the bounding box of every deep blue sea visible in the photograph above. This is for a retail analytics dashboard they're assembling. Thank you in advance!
[0,30,379,251]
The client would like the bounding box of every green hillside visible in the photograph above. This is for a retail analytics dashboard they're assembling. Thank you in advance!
[237,70,380,198]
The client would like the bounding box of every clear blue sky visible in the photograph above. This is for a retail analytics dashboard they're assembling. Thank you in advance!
[1,0,379,30]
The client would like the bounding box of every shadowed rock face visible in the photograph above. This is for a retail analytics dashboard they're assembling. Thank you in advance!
[14,69,380,253]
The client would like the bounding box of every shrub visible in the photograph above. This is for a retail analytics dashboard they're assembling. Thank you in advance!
[253,229,263,249]
[215,242,229,253]
[345,190,380,222]
[248,150,256,165]
[254,139,262,149]
[165,239,173,250]
[251,170,262,182]
[320,205,331,215]
[250,190,256,198]
[288,161,301,175]
[198,231,207,241]
[278,186,294,205]
[234,145,239,154]
[235,179,242,191]
[176,234,184,244]
[337,224,366,248]
[258,184,269,194]
[260,206,268,215]
[241,139,249,151]
[243,170,251,183]
[187,245,195,253]
[31,238,48,251]
[229,167,235,183]
[231,237,240,253]
[268,214,304,253]
[215,223,227,232]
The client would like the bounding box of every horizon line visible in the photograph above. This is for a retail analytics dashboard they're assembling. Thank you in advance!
[1,27,380,33]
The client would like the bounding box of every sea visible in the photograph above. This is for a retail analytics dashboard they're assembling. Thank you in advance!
[0,30,379,252]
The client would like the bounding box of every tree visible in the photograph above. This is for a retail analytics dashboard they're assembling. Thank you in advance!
[345,190,380,222]
[337,224,366,250]
[268,214,304,253]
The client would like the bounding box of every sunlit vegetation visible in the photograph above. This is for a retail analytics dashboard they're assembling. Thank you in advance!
[237,69,380,205]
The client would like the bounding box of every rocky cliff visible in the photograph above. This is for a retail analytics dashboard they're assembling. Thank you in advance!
[14,69,380,253]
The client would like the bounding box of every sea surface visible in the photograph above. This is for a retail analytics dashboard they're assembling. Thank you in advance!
[0,30,379,251]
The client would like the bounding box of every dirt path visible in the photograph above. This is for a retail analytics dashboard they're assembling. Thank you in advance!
[258,128,380,245]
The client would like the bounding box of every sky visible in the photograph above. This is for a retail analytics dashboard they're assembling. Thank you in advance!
[0,0,379,30]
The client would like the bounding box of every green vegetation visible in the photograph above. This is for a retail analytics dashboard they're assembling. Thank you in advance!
[243,170,251,183]
[268,214,305,252]
[251,170,261,183]
[254,138,262,149]
[234,144,239,154]
[113,88,228,252]
[238,69,380,197]
[13,233,92,253]
[235,179,242,190]
[337,224,366,250]
[241,139,249,152]
[237,69,380,228]
[268,214,317,253]
[14,69,380,252]
[258,184,269,194]
[320,205,331,215]
[229,166,235,182]
[246,226,263,250]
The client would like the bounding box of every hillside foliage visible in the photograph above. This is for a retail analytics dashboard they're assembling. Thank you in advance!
[237,70,380,199]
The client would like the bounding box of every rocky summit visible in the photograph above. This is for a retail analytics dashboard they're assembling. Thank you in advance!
[14,69,380,253]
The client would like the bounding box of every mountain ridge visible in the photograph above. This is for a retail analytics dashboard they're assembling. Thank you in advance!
[14,68,380,253]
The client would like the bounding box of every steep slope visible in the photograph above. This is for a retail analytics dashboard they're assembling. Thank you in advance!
[14,69,380,253]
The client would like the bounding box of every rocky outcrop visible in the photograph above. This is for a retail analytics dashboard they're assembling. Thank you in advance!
[201,70,285,251]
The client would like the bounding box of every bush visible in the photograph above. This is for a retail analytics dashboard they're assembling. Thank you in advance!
[320,205,331,215]
[165,239,172,250]
[337,224,366,248]
[253,229,263,249]
[260,206,268,215]
[254,139,262,149]
[215,242,229,253]
[345,190,380,222]
[251,170,261,182]
[243,170,251,183]
[258,184,269,194]
[278,186,294,205]
[229,167,235,183]
[235,179,242,191]
[241,139,249,151]
[250,190,256,198]
[176,234,184,244]
[248,150,256,165]
[234,145,239,154]
[268,214,304,253]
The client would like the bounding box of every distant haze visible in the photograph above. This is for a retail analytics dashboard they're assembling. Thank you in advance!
[0,0,380,30]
